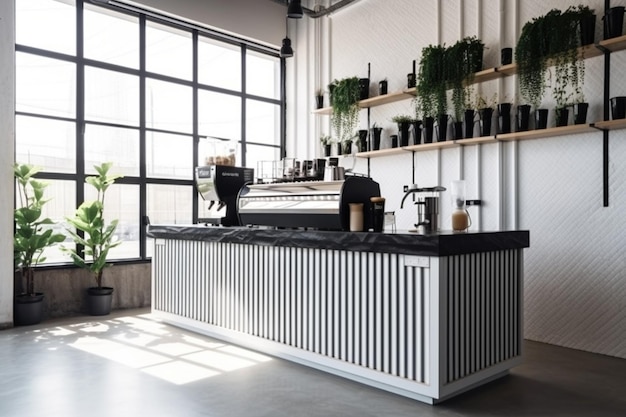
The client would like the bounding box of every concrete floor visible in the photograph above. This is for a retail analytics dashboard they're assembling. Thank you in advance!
[1,309,625,417]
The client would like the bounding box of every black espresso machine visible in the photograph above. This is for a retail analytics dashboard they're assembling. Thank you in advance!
[196,165,254,226]
[237,176,380,230]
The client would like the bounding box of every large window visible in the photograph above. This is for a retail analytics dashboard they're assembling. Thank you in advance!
[15,0,285,264]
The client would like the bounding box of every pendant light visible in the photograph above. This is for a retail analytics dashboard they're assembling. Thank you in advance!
[287,0,303,19]
[280,17,294,58]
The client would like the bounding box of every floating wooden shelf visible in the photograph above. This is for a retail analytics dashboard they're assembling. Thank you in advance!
[496,123,596,141]
[593,118,626,130]
[456,136,498,145]
[598,34,626,52]
[358,90,414,108]
[312,106,332,115]
[356,147,406,158]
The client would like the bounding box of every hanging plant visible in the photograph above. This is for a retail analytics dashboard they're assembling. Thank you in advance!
[328,76,361,144]
[447,36,485,121]
[417,44,448,119]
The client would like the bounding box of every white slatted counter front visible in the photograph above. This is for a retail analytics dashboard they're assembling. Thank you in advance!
[149,227,526,404]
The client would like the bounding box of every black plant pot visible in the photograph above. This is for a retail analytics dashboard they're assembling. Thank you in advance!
[370,127,382,150]
[610,96,626,119]
[411,121,422,145]
[358,129,368,152]
[86,287,114,316]
[604,7,625,40]
[378,80,388,95]
[517,104,531,132]
[359,78,370,100]
[464,109,475,138]
[398,122,411,147]
[498,103,512,134]
[437,114,449,142]
[573,102,589,125]
[391,135,398,148]
[453,121,463,140]
[324,144,331,157]
[501,47,513,66]
[580,14,596,46]
[315,95,323,109]
[478,108,493,136]
[555,107,569,127]
[423,117,435,143]
[14,293,44,326]
[407,73,416,89]
[336,142,343,155]
[535,109,549,129]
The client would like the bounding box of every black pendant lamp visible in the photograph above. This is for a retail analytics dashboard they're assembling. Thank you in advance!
[280,18,294,58]
[287,0,303,18]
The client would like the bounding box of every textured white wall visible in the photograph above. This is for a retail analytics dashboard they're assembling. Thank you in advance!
[0,0,15,327]
[297,0,625,358]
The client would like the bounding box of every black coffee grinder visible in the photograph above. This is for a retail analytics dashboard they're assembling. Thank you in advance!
[400,184,446,234]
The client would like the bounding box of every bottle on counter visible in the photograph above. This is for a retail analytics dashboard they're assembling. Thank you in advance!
[370,196,386,232]
[450,180,471,232]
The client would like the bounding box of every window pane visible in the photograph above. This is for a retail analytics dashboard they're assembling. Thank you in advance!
[84,4,139,69]
[198,90,241,141]
[246,50,280,99]
[146,78,193,133]
[199,37,241,91]
[15,115,76,174]
[85,183,140,260]
[146,132,193,179]
[146,21,192,80]
[85,66,139,126]
[15,179,76,265]
[246,99,280,146]
[146,184,193,257]
[84,125,139,177]
[16,0,76,55]
[16,53,76,118]
[246,144,280,172]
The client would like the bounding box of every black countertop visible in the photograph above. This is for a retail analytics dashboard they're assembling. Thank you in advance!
[147,225,529,257]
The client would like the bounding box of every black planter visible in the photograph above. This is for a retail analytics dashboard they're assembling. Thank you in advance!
[315,95,323,109]
[501,47,513,66]
[604,6,625,40]
[337,142,343,155]
[370,127,382,150]
[478,108,493,136]
[498,103,512,134]
[378,80,388,95]
[411,121,422,145]
[535,109,549,129]
[464,109,475,138]
[610,96,626,119]
[390,135,398,148]
[324,144,331,157]
[423,117,435,143]
[453,121,463,140]
[407,73,416,89]
[398,122,411,147]
[555,108,569,127]
[580,14,596,46]
[517,104,531,132]
[14,293,44,326]
[437,114,449,142]
[359,78,369,100]
[86,287,114,316]
[573,102,589,125]
[358,130,368,152]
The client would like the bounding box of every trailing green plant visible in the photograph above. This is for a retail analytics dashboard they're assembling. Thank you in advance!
[447,36,485,121]
[14,164,66,296]
[328,76,361,144]
[63,163,123,289]
[516,6,593,110]
[417,44,448,119]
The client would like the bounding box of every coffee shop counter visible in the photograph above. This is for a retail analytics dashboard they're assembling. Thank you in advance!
[148,225,529,404]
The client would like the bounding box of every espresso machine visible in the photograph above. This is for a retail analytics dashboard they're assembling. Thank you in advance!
[400,184,446,233]
[196,165,254,226]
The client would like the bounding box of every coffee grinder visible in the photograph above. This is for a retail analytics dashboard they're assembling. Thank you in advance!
[400,184,446,234]
[196,165,253,226]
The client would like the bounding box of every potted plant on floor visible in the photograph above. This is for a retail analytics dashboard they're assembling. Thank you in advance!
[13,164,66,326]
[63,162,123,316]
[328,76,361,148]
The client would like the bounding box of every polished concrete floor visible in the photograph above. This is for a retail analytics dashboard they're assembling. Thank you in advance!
[1,308,625,417]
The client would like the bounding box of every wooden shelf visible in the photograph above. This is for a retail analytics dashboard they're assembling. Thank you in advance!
[496,123,596,141]
[312,106,332,115]
[598,34,626,52]
[456,136,498,145]
[358,90,415,108]
[403,141,457,152]
[356,147,406,158]
[593,118,626,130]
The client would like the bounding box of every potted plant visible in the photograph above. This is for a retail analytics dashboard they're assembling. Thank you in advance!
[342,134,356,155]
[477,92,497,137]
[63,162,123,316]
[328,77,361,147]
[417,44,448,130]
[392,114,413,147]
[315,88,324,109]
[13,163,66,325]
[320,134,332,156]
